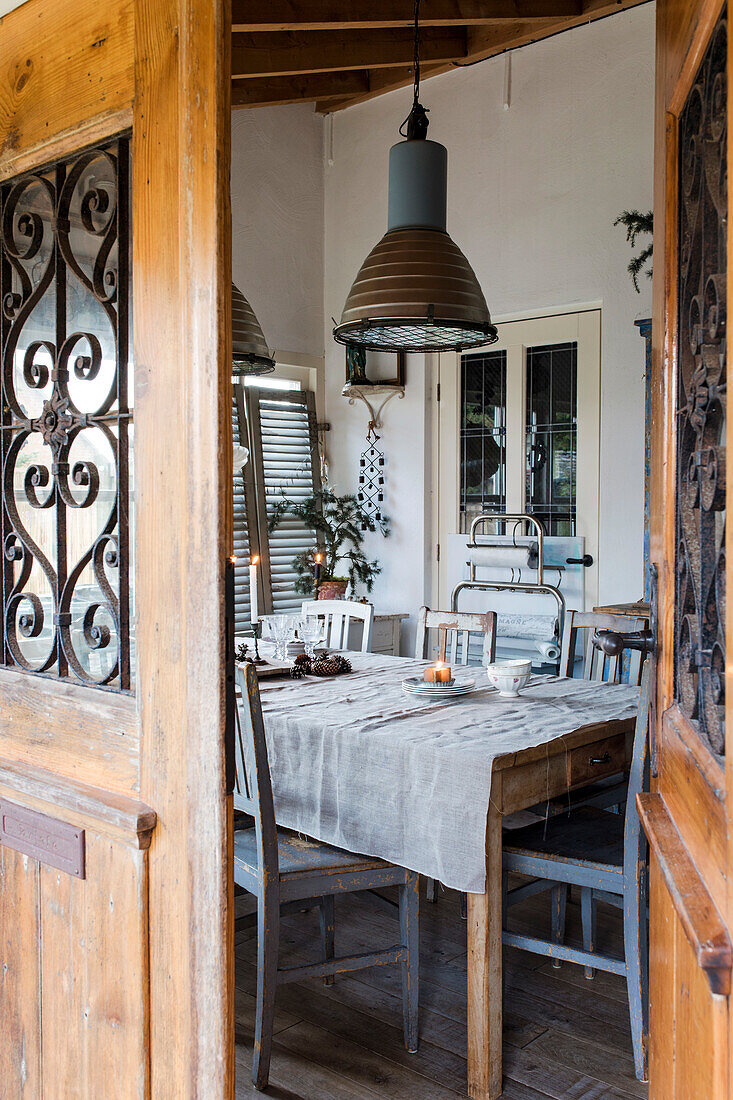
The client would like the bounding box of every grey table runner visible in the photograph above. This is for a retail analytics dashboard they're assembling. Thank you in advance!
[258,653,639,893]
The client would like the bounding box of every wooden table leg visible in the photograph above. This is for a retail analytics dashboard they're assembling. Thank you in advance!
[467,776,503,1100]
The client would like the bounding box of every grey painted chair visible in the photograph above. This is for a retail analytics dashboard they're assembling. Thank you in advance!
[502,660,651,1081]
[301,598,374,652]
[233,662,419,1090]
[559,610,647,684]
[538,610,649,820]
[417,607,497,909]
[414,606,497,666]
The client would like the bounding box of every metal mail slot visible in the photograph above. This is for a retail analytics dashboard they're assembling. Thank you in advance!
[0,797,85,878]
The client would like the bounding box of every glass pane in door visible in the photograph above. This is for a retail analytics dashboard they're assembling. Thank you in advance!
[460,349,507,533]
[525,341,577,536]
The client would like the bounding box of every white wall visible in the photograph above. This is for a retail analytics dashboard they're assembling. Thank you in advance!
[323,3,655,649]
[231,104,325,358]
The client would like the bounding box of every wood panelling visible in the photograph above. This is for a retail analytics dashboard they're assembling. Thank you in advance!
[0,0,232,1095]
[658,711,727,914]
[133,0,233,1094]
[1,825,151,1099]
[0,0,134,178]
[646,0,733,1096]
[229,0,652,111]
[640,794,731,994]
[0,846,41,1098]
[0,759,156,850]
[0,670,139,797]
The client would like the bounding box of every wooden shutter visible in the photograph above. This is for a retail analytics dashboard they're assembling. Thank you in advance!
[246,389,321,613]
[232,385,261,631]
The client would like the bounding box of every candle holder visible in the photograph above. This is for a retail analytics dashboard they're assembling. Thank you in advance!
[248,621,265,665]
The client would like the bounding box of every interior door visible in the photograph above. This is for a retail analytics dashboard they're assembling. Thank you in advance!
[435,310,600,611]
[643,0,732,1095]
[0,1,233,1096]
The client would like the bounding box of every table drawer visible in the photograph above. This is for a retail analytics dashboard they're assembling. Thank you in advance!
[567,734,628,787]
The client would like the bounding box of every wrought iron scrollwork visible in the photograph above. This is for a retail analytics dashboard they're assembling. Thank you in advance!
[0,136,131,690]
[676,15,726,756]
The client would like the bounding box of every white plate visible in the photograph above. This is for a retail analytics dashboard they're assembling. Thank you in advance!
[402,677,476,698]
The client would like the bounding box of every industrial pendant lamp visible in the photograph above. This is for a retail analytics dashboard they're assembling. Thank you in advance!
[333,0,497,354]
[232,282,276,375]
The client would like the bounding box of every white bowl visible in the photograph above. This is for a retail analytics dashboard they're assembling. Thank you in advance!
[486,659,532,697]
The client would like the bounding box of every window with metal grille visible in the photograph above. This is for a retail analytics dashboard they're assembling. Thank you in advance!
[231,384,320,629]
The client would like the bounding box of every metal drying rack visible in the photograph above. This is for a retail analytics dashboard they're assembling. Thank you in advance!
[450,511,567,637]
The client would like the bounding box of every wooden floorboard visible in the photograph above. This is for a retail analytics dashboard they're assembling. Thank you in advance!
[235,883,648,1099]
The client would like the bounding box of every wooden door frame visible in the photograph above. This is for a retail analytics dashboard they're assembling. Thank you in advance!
[0,0,234,1094]
[648,0,731,1094]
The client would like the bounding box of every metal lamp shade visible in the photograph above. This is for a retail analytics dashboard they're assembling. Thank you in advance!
[334,227,497,352]
[232,282,276,375]
[334,136,497,353]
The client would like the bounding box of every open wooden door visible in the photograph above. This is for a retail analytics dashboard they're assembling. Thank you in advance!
[0,1,233,1096]
[644,0,732,1095]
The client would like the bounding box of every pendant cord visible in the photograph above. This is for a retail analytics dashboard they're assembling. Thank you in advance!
[412,0,421,108]
[399,0,429,139]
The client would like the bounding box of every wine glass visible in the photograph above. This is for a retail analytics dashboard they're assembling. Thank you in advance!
[269,615,291,660]
[299,615,324,659]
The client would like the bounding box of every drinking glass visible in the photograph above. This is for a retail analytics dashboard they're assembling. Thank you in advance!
[270,615,291,660]
[299,615,323,659]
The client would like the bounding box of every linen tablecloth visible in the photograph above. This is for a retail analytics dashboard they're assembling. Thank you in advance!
[257,653,638,893]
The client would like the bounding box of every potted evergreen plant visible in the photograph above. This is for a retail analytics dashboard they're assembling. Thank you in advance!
[268,487,389,599]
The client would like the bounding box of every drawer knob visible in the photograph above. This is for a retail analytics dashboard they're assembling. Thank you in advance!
[589,752,611,766]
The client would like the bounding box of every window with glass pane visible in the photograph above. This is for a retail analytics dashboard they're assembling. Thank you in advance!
[460,350,507,532]
[525,342,577,536]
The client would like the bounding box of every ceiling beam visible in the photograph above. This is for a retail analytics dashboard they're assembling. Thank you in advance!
[315,63,452,113]
[315,0,652,111]
[232,0,584,32]
[232,28,467,79]
[231,71,371,108]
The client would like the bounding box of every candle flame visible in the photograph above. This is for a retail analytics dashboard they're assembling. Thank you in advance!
[229,555,238,564]
[251,555,260,566]
[315,553,322,563]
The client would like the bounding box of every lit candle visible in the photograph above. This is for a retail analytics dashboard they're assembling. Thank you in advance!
[424,662,452,684]
[314,552,322,583]
[249,555,259,623]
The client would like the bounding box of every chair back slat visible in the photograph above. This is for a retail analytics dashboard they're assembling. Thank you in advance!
[415,607,497,666]
[234,663,279,877]
[623,660,652,877]
[301,599,374,653]
[560,610,647,684]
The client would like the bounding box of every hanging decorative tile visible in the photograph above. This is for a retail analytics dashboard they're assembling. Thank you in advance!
[357,424,386,528]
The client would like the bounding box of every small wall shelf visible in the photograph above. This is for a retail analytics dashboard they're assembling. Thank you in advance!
[341,382,405,428]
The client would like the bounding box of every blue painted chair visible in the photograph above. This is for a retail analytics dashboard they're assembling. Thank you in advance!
[502,661,651,1081]
[233,662,419,1090]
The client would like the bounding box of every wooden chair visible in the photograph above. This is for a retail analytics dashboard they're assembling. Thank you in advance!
[301,598,374,653]
[559,610,647,685]
[502,660,651,1081]
[414,606,497,666]
[417,607,497,909]
[233,662,419,1090]
[550,610,648,817]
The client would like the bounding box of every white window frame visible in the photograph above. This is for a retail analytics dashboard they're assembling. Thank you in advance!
[434,308,601,607]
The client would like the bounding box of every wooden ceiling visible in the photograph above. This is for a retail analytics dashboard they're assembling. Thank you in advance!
[231,0,652,113]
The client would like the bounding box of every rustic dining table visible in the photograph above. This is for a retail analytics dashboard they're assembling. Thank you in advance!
[255,650,639,1100]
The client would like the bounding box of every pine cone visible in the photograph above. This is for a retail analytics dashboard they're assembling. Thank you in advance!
[333,655,352,674]
[294,653,312,671]
[289,664,307,679]
[312,656,342,676]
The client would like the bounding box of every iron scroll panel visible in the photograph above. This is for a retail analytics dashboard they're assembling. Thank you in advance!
[676,13,726,757]
[0,137,131,690]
